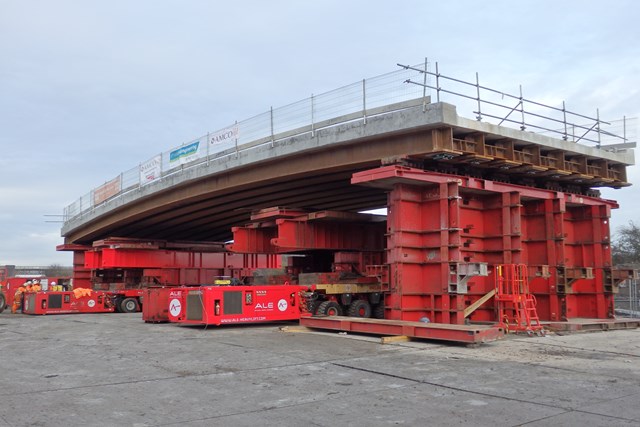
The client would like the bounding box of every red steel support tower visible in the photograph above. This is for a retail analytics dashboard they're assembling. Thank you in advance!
[353,165,628,324]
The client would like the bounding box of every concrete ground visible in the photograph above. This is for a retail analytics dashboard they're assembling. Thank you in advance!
[0,313,639,427]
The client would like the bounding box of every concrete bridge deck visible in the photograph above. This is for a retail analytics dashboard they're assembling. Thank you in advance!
[61,100,634,245]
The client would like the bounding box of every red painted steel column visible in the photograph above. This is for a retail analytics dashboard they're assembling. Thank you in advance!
[72,250,92,289]
[547,198,564,320]
[386,181,469,324]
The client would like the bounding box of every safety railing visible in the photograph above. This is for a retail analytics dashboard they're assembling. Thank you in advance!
[616,279,639,316]
[399,62,637,148]
[63,60,636,225]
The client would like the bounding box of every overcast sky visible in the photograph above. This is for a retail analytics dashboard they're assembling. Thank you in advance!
[1,0,638,266]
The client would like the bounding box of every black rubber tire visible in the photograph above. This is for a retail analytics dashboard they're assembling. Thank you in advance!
[373,303,385,319]
[347,300,372,318]
[307,300,320,315]
[120,297,139,313]
[0,293,5,313]
[316,301,343,316]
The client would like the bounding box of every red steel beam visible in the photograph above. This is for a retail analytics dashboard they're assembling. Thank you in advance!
[271,218,385,251]
[229,211,386,253]
[85,248,279,270]
[352,165,619,208]
[300,316,504,344]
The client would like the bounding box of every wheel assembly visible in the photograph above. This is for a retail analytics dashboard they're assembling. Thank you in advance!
[316,300,343,316]
[373,303,385,319]
[347,300,372,318]
[120,297,139,313]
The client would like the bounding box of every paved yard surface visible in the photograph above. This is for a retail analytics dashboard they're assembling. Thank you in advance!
[0,313,639,426]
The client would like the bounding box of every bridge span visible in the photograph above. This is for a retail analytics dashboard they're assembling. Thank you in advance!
[61,63,635,246]
[61,100,633,246]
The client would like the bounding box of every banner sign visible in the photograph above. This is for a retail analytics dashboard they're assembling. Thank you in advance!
[209,126,238,147]
[140,155,161,185]
[94,176,121,205]
[169,140,200,164]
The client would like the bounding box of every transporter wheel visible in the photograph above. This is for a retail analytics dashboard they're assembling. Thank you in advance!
[373,303,385,319]
[316,301,342,317]
[0,293,5,313]
[347,300,372,318]
[307,300,320,315]
[120,297,139,313]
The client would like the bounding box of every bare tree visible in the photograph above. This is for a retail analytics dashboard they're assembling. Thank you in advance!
[44,264,73,277]
[612,221,640,266]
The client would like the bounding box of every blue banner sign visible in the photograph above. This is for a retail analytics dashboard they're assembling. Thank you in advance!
[170,141,200,163]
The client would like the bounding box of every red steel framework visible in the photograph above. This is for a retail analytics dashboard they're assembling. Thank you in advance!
[59,239,281,291]
[55,164,634,341]
[228,208,386,254]
[224,165,633,338]
[352,165,632,325]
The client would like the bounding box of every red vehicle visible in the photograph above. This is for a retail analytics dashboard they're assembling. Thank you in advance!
[1,276,72,313]
[167,284,304,326]
[22,290,116,315]
[142,287,173,322]
[0,284,5,314]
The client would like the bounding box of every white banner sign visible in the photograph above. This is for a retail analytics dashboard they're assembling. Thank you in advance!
[140,155,161,185]
[209,126,238,148]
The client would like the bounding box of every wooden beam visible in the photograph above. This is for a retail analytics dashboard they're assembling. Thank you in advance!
[464,289,496,318]
[380,335,412,344]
